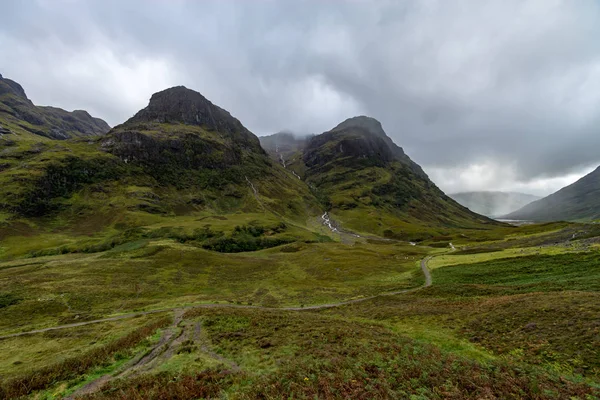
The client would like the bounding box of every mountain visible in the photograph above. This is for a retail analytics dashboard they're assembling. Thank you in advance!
[262,116,499,238]
[0,73,110,140]
[0,86,319,229]
[504,166,600,222]
[0,84,500,247]
[328,116,427,178]
[450,191,541,218]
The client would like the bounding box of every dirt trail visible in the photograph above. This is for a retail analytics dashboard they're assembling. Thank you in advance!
[118,310,185,378]
[68,313,241,399]
[66,311,185,399]
[286,256,432,310]
[0,256,433,340]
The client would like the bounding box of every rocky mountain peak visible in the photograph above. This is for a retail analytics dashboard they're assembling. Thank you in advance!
[127,86,242,133]
[121,86,263,152]
[323,115,427,177]
[332,116,386,138]
[0,73,29,100]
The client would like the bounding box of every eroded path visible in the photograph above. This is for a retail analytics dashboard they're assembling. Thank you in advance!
[66,311,242,399]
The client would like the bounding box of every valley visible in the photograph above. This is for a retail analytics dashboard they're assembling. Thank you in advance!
[0,77,598,399]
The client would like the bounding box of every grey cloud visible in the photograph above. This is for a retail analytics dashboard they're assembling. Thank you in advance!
[2,0,600,195]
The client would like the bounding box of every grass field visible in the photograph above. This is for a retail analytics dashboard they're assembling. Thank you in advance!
[325,250,600,382]
[0,238,426,335]
[1,219,599,399]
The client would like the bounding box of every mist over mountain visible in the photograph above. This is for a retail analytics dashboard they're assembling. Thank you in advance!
[450,191,541,218]
[259,131,312,166]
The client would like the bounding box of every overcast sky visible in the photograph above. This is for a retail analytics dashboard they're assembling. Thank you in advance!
[2,0,600,196]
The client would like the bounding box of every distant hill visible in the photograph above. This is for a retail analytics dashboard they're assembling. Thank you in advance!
[504,166,600,222]
[450,191,540,218]
[0,73,110,139]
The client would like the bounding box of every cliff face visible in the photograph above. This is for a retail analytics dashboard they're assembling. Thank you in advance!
[102,86,270,185]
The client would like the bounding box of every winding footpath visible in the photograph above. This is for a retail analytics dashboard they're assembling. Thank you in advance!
[0,256,433,340]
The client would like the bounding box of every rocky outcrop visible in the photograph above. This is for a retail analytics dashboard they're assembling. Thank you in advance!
[0,73,111,139]
[101,130,242,170]
[101,86,274,186]
[124,86,263,153]
[0,73,29,100]
[331,116,427,177]
[0,124,12,135]
[303,127,396,169]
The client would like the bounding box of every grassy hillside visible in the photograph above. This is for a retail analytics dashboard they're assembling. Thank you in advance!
[0,87,322,253]
[301,117,501,238]
[1,85,598,399]
[505,166,600,221]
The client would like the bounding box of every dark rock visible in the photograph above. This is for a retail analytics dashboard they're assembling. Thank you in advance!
[0,124,12,135]
[303,123,397,169]
[330,116,427,177]
[523,322,537,331]
[0,74,29,99]
[125,86,262,153]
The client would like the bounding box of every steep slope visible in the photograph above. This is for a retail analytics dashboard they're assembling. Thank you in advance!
[0,73,110,140]
[504,166,600,221]
[259,131,312,179]
[102,86,319,218]
[300,116,499,238]
[450,191,540,218]
[0,86,320,238]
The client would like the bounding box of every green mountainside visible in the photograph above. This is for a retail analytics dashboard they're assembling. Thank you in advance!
[262,116,500,239]
[450,191,541,218]
[0,73,109,140]
[0,83,500,250]
[0,85,321,255]
[505,166,600,221]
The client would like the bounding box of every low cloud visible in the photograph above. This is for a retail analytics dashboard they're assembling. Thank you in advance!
[2,0,600,195]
